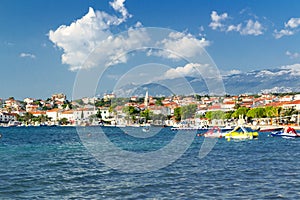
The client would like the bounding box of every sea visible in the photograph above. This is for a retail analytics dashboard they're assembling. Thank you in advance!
[0,126,300,199]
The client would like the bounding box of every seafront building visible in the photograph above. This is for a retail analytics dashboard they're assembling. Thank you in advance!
[1,92,300,127]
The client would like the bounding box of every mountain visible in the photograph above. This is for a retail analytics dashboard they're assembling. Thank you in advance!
[222,67,300,94]
[114,66,300,96]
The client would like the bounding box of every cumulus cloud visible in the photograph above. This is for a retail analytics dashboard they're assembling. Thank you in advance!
[49,0,211,71]
[163,63,211,79]
[286,51,300,59]
[20,53,36,59]
[227,24,242,32]
[48,2,149,71]
[285,18,300,29]
[154,32,210,60]
[274,17,300,39]
[240,20,264,36]
[222,69,242,76]
[209,11,264,36]
[274,29,294,39]
[209,11,228,30]
[226,20,264,36]
[109,0,132,23]
[164,63,199,79]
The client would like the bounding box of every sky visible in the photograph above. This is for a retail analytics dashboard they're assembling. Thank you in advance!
[1,0,300,100]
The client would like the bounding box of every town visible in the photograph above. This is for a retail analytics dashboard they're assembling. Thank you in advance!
[1,92,300,128]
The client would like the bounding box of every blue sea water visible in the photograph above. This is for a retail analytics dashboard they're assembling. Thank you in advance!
[0,126,300,199]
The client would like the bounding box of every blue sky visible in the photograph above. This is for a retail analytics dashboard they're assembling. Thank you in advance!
[1,0,300,99]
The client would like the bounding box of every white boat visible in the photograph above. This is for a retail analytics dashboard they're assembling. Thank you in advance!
[142,124,151,132]
[203,126,222,138]
[270,126,300,138]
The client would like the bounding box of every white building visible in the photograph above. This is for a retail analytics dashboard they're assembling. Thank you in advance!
[73,108,97,121]
[282,100,300,110]
[103,93,116,101]
[46,109,60,121]
[59,110,75,123]
[221,102,236,111]
[149,106,171,115]
[51,93,66,103]
[279,95,294,102]
[23,98,34,104]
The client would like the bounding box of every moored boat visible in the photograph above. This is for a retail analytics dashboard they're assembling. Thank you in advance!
[259,127,283,132]
[203,126,222,138]
[270,126,300,138]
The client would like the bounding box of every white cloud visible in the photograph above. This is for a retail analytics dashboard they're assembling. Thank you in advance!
[274,29,294,39]
[4,41,14,46]
[49,1,211,71]
[155,32,210,60]
[163,63,210,79]
[285,18,300,29]
[286,51,300,59]
[209,11,228,30]
[48,4,150,71]
[226,20,263,36]
[227,24,241,32]
[109,0,132,23]
[210,11,264,36]
[222,69,242,76]
[240,20,263,36]
[20,53,36,59]
[274,17,300,39]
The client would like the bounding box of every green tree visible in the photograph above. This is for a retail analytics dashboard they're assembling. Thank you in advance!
[232,107,249,118]
[174,107,182,122]
[181,104,197,119]
[59,118,69,125]
[234,103,241,109]
[123,106,140,123]
[205,110,228,120]
[24,112,33,122]
[211,110,226,120]
[123,106,140,116]
[37,114,50,123]
[205,111,212,120]
[265,106,279,118]
[140,109,152,122]
[194,94,202,101]
[155,99,163,106]
[247,107,266,119]
[224,111,234,119]
[95,99,104,107]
